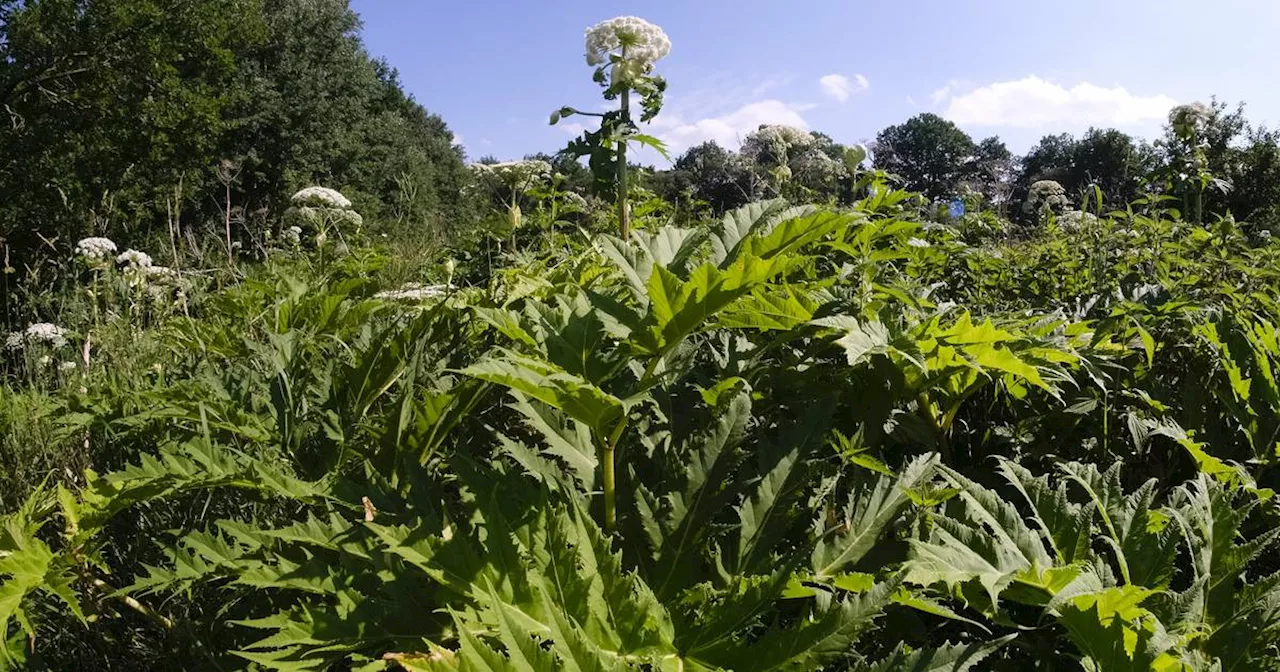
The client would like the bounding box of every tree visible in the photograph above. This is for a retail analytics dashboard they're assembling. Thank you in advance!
[0,0,262,255]
[1070,128,1153,209]
[873,113,976,200]
[667,141,757,215]
[1226,126,1280,230]
[0,0,468,280]
[1013,129,1154,217]
[967,137,1015,210]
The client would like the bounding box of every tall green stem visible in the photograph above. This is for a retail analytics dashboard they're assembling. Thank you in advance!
[599,355,662,534]
[602,420,625,533]
[617,86,631,240]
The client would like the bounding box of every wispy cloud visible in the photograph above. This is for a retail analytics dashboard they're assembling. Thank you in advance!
[647,99,812,153]
[937,76,1176,128]
[819,73,869,103]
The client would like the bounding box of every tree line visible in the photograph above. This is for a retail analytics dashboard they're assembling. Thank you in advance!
[0,0,469,279]
[639,104,1280,229]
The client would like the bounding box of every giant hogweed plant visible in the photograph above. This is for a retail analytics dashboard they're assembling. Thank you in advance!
[552,16,671,240]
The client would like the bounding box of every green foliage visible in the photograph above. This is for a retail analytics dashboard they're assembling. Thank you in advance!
[7,9,1280,668]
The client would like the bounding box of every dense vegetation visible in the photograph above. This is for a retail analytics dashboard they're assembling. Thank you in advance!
[5,6,1280,672]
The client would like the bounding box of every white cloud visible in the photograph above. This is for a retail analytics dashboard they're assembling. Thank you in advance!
[939,75,1177,128]
[819,73,869,103]
[647,99,812,153]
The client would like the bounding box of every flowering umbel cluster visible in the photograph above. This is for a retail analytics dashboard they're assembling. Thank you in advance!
[1023,180,1069,219]
[5,323,69,350]
[741,125,815,170]
[75,237,117,261]
[374,283,453,302]
[116,249,153,269]
[584,16,671,68]
[291,186,353,210]
[469,161,552,231]
[285,187,362,235]
[281,226,303,246]
[1170,102,1212,141]
[468,161,552,188]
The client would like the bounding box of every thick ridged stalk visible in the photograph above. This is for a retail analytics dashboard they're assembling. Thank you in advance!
[617,87,631,240]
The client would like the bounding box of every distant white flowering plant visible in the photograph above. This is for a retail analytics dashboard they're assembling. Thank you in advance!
[116,249,153,268]
[1058,210,1099,231]
[291,186,353,209]
[741,125,848,196]
[76,237,117,262]
[284,186,363,246]
[551,16,671,239]
[1023,180,1069,222]
[375,283,453,302]
[1165,101,1231,223]
[470,160,552,232]
[1169,102,1212,141]
[281,225,303,246]
[8,323,70,350]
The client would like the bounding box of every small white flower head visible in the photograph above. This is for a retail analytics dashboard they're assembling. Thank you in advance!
[75,237,118,261]
[375,283,453,302]
[116,249,153,269]
[469,160,552,189]
[290,186,353,210]
[1170,102,1212,139]
[4,331,22,350]
[741,125,815,169]
[1058,210,1099,231]
[1024,180,1069,218]
[1259,229,1273,240]
[23,323,68,348]
[59,360,78,373]
[37,355,52,367]
[281,225,302,246]
[907,237,931,248]
[584,16,671,68]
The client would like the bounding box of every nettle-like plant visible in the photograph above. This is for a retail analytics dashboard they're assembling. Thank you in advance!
[552,16,671,240]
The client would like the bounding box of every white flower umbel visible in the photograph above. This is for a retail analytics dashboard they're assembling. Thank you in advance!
[741,125,816,172]
[290,186,353,210]
[469,160,552,187]
[374,283,453,302]
[75,237,118,261]
[282,226,303,246]
[4,331,22,350]
[116,249,153,268]
[1169,102,1212,138]
[584,16,671,68]
[907,237,932,248]
[59,360,79,373]
[17,323,69,349]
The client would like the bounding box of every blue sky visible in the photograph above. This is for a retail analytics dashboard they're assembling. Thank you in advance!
[351,0,1280,164]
